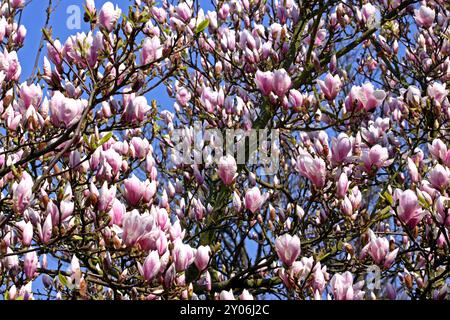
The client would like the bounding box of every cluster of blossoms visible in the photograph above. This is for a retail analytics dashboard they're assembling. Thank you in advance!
[0,0,449,300]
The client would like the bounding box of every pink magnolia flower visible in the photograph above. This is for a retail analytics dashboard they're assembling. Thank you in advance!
[123,175,144,206]
[46,40,63,66]
[175,2,192,22]
[102,149,122,176]
[19,83,43,109]
[191,197,205,220]
[156,207,170,230]
[99,2,122,32]
[361,3,377,24]
[140,36,163,65]
[122,96,150,123]
[345,83,386,112]
[194,245,211,271]
[428,164,449,189]
[19,282,33,300]
[233,191,242,212]
[330,271,365,300]
[341,195,354,217]
[272,69,292,97]
[200,87,224,112]
[98,182,117,212]
[427,82,448,105]
[406,85,422,106]
[121,210,141,246]
[63,31,101,68]
[130,137,150,159]
[305,29,327,46]
[255,70,274,96]
[68,255,82,288]
[85,0,96,16]
[46,200,59,227]
[69,150,84,171]
[219,289,235,300]
[217,155,237,186]
[108,199,125,226]
[244,186,265,213]
[58,204,73,225]
[275,234,301,266]
[163,264,176,289]
[122,210,155,247]
[337,172,349,198]
[41,214,52,244]
[239,29,258,50]
[49,91,85,127]
[142,179,157,204]
[239,289,254,300]
[13,172,33,213]
[8,285,17,300]
[443,151,450,168]
[414,6,435,28]
[0,49,21,81]
[407,157,419,183]
[10,0,25,9]
[362,230,398,268]
[172,240,195,272]
[396,189,424,229]
[318,73,342,100]
[311,264,328,293]
[331,133,352,163]
[428,139,448,162]
[385,283,397,300]
[21,221,33,247]
[4,105,22,131]
[288,89,304,110]
[154,230,167,255]
[169,218,185,241]
[361,145,392,171]
[436,196,450,227]
[141,251,161,282]
[295,152,327,188]
[175,87,192,107]
[0,18,6,42]
[4,248,19,272]
[24,251,38,279]
[13,25,26,46]
[151,7,167,23]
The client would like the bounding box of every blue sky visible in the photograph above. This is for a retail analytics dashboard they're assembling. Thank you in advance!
[20,0,172,105]
[20,0,126,74]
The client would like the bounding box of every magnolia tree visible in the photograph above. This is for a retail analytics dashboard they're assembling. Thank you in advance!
[0,0,448,300]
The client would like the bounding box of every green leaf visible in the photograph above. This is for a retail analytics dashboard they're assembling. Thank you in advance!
[58,273,68,287]
[82,134,90,146]
[72,235,83,241]
[96,132,113,148]
[195,19,209,34]
[383,191,394,206]
[10,164,18,177]
[417,191,429,208]
[379,205,391,217]
[138,12,151,24]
